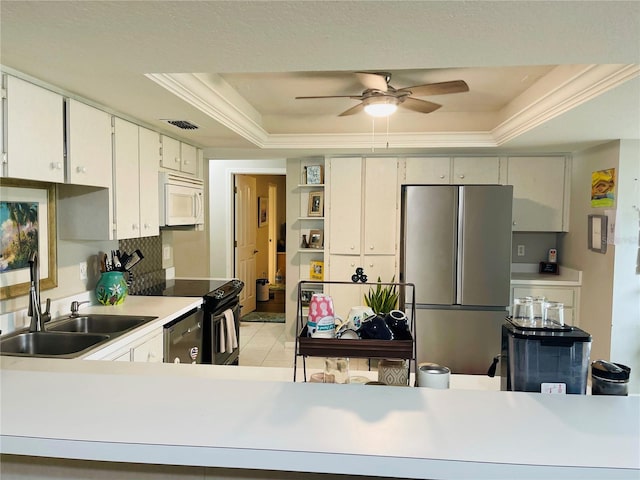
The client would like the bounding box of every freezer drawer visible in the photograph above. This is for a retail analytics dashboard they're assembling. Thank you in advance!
[411,307,506,375]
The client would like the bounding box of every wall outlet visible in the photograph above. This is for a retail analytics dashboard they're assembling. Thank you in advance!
[517,245,526,257]
[79,261,88,280]
[163,246,171,260]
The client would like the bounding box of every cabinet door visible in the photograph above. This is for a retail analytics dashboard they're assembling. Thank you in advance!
[327,254,363,319]
[113,118,140,239]
[405,157,450,184]
[452,157,500,184]
[364,157,397,255]
[363,255,396,285]
[132,331,164,363]
[67,99,112,187]
[138,127,160,237]
[328,157,362,254]
[507,156,566,231]
[180,142,198,175]
[161,135,181,171]
[6,76,64,182]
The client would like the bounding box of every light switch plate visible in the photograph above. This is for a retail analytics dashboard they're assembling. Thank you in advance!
[517,245,525,256]
[163,246,171,260]
[79,261,88,280]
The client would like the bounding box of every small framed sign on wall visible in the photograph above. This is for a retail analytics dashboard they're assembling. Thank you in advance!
[588,214,607,253]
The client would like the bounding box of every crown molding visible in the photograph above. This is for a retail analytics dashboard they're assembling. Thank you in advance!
[148,65,639,150]
[492,64,640,145]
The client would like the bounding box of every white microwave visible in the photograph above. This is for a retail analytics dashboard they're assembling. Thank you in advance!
[159,172,205,226]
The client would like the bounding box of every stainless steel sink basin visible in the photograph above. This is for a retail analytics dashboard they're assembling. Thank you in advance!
[47,314,157,334]
[0,332,110,358]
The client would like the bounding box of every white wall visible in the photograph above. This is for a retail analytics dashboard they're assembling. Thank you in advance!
[560,140,640,393]
[207,159,287,278]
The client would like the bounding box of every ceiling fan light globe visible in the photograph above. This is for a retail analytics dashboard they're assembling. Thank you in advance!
[363,102,398,117]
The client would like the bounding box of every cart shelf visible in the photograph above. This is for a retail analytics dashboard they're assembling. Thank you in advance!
[293,280,417,383]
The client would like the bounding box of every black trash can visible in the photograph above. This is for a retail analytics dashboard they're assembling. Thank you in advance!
[257,278,269,302]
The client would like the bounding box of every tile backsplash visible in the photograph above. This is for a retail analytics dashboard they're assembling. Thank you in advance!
[118,236,164,294]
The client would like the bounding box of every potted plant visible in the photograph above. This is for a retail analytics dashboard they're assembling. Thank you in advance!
[364,276,399,315]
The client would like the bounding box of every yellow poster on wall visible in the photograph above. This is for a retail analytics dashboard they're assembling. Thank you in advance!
[591,168,615,207]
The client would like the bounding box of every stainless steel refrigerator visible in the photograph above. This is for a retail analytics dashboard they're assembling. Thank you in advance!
[400,185,513,375]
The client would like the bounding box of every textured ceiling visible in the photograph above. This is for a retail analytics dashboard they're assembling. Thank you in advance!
[1,1,639,158]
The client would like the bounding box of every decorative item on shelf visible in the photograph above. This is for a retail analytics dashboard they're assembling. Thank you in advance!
[310,260,324,280]
[351,266,368,283]
[378,359,409,386]
[95,271,128,305]
[301,166,307,184]
[300,289,314,306]
[305,165,324,185]
[309,229,324,249]
[357,314,394,340]
[363,276,398,314]
[307,191,324,217]
[301,234,309,248]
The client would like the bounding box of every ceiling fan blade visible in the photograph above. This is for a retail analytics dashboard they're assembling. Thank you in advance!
[296,95,362,100]
[355,72,388,92]
[399,97,442,114]
[338,102,365,116]
[398,80,469,97]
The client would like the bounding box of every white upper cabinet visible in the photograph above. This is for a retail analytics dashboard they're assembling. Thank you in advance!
[114,119,160,239]
[66,99,112,187]
[507,156,568,232]
[161,135,198,176]
[180,143,198,175]
[404,157,501,185]
[364,157,398,255]
[113,118,140,239]
[328,157,362,254]
[4,75,64,182]
[405,157,450,184]
[161,135,181,171]
[138,127,161,237]
[452,157,501,184]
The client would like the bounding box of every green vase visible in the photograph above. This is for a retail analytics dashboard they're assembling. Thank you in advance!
[95,271,128,305]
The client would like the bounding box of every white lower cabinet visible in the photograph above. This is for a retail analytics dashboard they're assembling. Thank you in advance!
[131,330,164,363]
[511,285,580,327]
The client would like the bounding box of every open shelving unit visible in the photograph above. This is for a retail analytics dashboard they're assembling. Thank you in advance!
[293,280,417,383]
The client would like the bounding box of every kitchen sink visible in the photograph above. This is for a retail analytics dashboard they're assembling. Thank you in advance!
[47,314,157,335]
[0,332,110,358]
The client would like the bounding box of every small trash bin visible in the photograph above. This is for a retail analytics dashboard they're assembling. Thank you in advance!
[257,278,269,302]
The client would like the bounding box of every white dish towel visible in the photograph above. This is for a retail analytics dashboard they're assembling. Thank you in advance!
[224,308,238,352]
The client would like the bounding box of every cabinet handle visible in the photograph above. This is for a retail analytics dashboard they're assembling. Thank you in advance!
[459,174,465,179]
[76,166,87,173]
[513,221,517,226]
[439,174,445,179]
[143,223,151,229]
[369,245,374,250]
[184,160,189,165]
[350,262,355,267]
[350,245,355,250]
[132,224,139,230]
[50,162,62,170]
[175,157,180,163]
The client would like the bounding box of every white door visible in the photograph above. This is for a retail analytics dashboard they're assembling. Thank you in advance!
[235,174,257,316]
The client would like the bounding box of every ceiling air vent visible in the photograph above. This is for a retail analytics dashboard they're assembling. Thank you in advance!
[162,119,199,130]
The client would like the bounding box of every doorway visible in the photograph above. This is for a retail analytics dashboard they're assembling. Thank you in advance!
[234,173,286,317]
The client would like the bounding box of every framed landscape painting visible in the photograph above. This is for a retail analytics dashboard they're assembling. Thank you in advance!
[0,179,57,299]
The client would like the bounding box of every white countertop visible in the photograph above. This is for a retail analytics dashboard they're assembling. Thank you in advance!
[2,295,638,479]
[511,263,582,286]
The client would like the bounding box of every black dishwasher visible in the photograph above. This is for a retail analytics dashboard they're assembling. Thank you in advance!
[163,308,203,364]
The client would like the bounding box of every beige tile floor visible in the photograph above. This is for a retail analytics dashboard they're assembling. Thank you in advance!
[238,321,372,371]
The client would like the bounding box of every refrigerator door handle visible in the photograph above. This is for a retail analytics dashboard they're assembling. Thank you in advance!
[455,186,464,305]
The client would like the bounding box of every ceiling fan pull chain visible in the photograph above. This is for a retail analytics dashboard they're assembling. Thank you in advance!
[371,117,376,153]
[386,116,390,149]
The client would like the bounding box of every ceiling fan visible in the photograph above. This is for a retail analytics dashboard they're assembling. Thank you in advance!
[295,72,469,117]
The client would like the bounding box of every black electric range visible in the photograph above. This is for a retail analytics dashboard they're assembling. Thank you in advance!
[136,278,244,311]
[133,278,245,366]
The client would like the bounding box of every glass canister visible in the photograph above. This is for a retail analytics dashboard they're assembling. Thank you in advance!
[531,296,546,325]
[95,271,128,305]
[512,297,534,326]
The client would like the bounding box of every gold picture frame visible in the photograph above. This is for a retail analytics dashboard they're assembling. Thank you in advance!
[307,191,324,217]
[309,229,324,249]
[0,179,57,299]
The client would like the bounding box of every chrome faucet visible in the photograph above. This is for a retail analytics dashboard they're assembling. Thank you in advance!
[28,251,51,332]
[70,300,90,317]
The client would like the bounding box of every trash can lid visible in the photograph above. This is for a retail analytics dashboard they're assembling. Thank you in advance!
[257,278,269,284]
[591,360,630,381]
